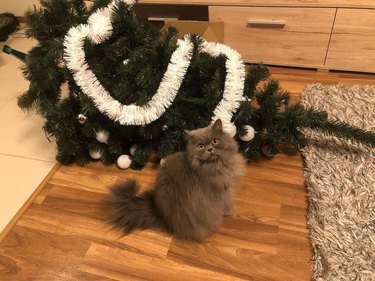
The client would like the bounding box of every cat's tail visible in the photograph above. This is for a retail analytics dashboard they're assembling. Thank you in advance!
[105,180,165,234]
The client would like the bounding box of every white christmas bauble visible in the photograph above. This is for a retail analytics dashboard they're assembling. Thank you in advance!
[117,154,131,169]
[89,149,101,160]
[96,130,109,143]
[130,144,137,156]
[240,125,255,142]
[160,158,166,166]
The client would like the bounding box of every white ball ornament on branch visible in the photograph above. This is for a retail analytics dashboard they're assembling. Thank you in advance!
[117,154,132,169]
[95,129,109,143]
[89,149,102,160]
[240,125,255,142]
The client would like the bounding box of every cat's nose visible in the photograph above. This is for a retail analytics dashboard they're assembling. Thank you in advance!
[207,148,213,152]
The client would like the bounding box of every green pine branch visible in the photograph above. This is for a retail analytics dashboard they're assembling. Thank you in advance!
[285,104,375,147]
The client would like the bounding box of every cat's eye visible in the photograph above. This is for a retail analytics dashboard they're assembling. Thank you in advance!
[212,138,220,145]
[197,144,205,150]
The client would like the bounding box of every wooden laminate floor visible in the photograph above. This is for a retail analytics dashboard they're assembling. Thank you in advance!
[0,67,374,281]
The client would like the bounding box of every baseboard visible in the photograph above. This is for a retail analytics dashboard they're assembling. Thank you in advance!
[0,163,61,244]
[16,16,26,23]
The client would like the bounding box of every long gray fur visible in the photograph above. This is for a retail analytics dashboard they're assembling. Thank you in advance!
[106,119,246,242]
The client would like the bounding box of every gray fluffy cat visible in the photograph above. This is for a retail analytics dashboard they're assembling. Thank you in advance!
[106,119,246,242]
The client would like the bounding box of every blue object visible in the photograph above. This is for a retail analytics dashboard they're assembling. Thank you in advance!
[2,45,27,62]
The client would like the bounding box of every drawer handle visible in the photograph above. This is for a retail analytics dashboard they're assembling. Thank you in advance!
[247,20,286,28]
[148,17,179,22]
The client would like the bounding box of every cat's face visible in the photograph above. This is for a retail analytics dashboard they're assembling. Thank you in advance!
[185,119,238,169]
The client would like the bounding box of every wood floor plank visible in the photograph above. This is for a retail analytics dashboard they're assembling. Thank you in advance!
[232,197,280,226]
[236,179,307,208]
[167,239,307,281]
[79,243,247,281]
[42,184,109,220]
[69,270,117,281]
[278,205,311,260]
[49,165,118,194]
[1,67,374,280]
[247,155,305,186]
[0,225,90,280]
[16,203,172,258]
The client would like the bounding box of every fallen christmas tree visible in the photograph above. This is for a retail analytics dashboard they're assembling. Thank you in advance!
[14,0,375,169]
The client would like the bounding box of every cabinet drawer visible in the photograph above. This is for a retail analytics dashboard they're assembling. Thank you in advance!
[325,9,375,72]
[209,6,335,67]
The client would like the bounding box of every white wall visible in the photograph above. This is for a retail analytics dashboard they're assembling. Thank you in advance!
[0,0,39,16]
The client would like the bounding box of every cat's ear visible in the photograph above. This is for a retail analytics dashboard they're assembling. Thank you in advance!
[212,119,223,133]
[184,130,192,140]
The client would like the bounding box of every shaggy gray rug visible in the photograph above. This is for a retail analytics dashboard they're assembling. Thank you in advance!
[300,84,375,281]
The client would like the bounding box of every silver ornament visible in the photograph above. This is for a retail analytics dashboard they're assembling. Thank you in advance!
[117,154,131,169]
[240,125,255,142]
[78,113,87,124]
[89,149,101,160]
[96,130,110,143]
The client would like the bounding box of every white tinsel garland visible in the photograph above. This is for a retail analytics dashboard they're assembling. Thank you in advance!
[200,41,245,135]
[63,0,246,136]
[64,0,194,126]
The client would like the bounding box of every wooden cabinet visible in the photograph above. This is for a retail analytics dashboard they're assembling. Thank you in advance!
[210,7,335,68]
[209,5,375,72]
[325,9,375,73]
[139,1,375,73]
